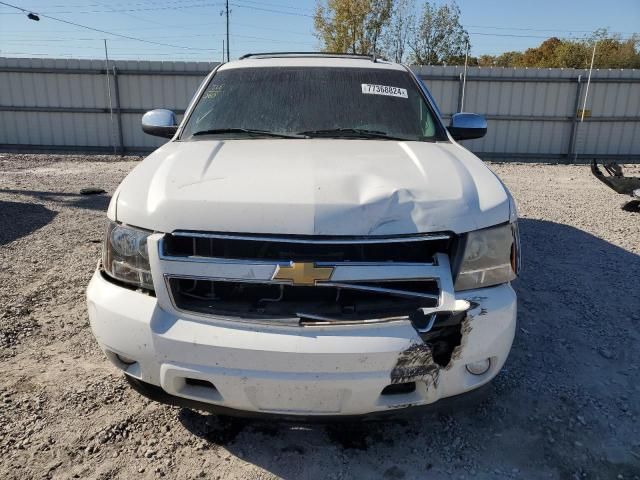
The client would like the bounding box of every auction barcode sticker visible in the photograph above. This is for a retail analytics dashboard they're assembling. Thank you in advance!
[361,83,408,98]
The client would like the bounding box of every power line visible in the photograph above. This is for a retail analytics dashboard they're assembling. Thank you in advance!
[229,2,314,18]
[0,21,313,36]
[0,23,223,33]
[0,51,219,57]
[464,24,638,36]
[1,2,635,36]
[0,1,224,15]
[5,0,170,7]
[22,0,208,8]
[467,31,636,40]
[0,1,217,51]
[232,0,313,14]
[86,1,193,29]
[225,0,230,62]
[469,31,566,39]
[5,31,618,43]
[0,0,314,19]
[1,34,315,46]
[234,22,312,36]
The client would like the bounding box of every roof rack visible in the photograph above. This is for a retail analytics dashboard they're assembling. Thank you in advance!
[238,52,379,62]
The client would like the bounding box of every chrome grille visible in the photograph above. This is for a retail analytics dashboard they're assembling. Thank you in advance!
[156,232,456,325]
[163,231,453,263]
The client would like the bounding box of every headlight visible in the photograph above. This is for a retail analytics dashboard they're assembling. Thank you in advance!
[102,221,154,291]
[454,222,520,291]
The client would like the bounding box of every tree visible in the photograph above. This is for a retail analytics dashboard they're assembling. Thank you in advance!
[380,0,415,63]
[477,30,640,69]
[591,32,640,69]
[314,0,393,55]
[520,37,562,67]
[313,1,640,68]
[551,41,590,68]
[409,1,469,65]
[476,51,523,67]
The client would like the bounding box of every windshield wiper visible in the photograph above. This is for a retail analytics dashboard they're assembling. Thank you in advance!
[296,128,411,141]
[191,128,305,139]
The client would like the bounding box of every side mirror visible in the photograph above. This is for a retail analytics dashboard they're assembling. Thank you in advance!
[141,109,178,138]
[448,113,487,141]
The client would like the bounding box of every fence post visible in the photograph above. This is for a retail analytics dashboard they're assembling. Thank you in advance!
[456,72,464,112]
[112,66,125,155]
[567,75,583,164]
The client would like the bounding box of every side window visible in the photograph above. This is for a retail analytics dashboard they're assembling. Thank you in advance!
[418,79,442,118]
[420,100,435,138]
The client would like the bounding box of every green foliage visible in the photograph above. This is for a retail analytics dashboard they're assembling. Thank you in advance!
[408,1,469,65]
[477,52,524,67]
[314,0,394,55]
[314,0,468,63]
[313,1,639,68]
[477,30,640,69]
[380,0,415,62]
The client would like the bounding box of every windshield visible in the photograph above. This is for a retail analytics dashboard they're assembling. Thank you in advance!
[180,67,446,141]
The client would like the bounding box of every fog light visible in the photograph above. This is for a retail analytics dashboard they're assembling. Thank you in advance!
[466,358,491,375]
[116,354,136,365]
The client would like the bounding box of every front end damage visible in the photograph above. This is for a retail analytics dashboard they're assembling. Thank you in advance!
[387,292,508,409]
[88,230,517,417]
[388,264,472,394]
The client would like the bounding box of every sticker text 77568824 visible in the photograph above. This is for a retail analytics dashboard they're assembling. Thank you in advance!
[361,83,408,98]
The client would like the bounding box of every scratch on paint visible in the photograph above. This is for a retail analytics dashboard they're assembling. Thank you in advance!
[447,297,485,367]
[390,343,439,386]
[448,316,472,367]
[388,291,493,397]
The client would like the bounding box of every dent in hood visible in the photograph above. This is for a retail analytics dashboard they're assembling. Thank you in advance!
[115,139,509,235]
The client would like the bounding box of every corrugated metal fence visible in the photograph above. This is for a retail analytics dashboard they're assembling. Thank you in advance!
[1,57,639,161]
[416,65,640,161]
[0,57,215,153]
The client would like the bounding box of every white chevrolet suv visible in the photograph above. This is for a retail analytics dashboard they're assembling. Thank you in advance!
[87,53,520,418]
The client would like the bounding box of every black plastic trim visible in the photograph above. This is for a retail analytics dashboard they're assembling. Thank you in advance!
[404,65,450,141]
[99,269,155,297]
[239,52,377,61]
[125,375,491,423]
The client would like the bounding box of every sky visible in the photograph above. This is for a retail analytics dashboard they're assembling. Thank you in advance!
[0,0,638,62]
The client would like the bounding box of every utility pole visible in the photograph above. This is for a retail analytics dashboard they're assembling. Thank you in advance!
[103,39,116,154]
[225,0,230,62]
[460,40,470,112]
[573,41,597,163]
[580,42,597,123]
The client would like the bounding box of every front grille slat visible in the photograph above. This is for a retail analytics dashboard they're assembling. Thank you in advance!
[326,282,440,300]
[164,231,452,264]
[167,278,438,322]
[159,232,455,324]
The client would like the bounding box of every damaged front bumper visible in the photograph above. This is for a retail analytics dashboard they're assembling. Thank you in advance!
[87,269,516,417]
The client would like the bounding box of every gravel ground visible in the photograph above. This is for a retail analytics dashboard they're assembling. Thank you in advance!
[0,153,638,480]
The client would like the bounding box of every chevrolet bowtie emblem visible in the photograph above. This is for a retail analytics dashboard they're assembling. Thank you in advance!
[273,262,334,285]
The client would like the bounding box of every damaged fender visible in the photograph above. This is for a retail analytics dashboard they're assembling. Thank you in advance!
[391,257,471,387]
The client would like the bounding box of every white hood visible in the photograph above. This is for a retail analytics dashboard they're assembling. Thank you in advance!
[114,139,509,235]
